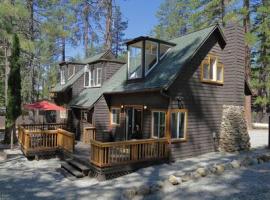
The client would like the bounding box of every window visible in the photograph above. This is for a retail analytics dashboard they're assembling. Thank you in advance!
[111,108,120,125]
[84,68,90,87]
[60,69,65,85]
[68,66,75,79]
[152,111,166,138]
[170,109,187,140]
[96,68,102,86]
[201,55,224,84]
[145,41,158,75]
[84,66,102,87]
[159,44,171,59]
[128,41,142,79]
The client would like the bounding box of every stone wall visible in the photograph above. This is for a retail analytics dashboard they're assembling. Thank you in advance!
[219,105,250,152]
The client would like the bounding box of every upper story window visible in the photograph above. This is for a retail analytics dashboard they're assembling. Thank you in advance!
[60,69,65,85]
[68,65,75,79]
[159,44,171,59]
[145,41,158,75]
[84,65,102,87]
[128,41,142,79]
[127,37,174,80]
[201,55,224,84]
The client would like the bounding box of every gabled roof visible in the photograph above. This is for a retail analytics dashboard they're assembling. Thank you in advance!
[70,24,226,108]
[107,24,226,93]
[51,69,85,93]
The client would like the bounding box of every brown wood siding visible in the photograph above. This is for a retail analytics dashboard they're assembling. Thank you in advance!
[167,24,245,160]
[107,92,169,140]
[72,74,85,97]
[93,96,111,141]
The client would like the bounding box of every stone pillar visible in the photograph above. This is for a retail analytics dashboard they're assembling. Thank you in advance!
[219,105,250,152]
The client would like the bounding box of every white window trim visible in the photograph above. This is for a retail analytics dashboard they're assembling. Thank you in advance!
[145,43,171,76]
[96,68,102,87]
[84,65,90,87]
[170,110,187,140]
[68,66,75,80]
[127,44,142,80]
[111,108,120,125]
[60,69,65,85]
[145,41,159,76]
[151,111,166,138]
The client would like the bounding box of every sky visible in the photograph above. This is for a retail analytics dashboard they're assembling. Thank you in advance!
[66,0,163,58]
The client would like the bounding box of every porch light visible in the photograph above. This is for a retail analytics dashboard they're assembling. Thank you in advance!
[176,96,184,109]
[121,105,124,109]
[143,105,147,110]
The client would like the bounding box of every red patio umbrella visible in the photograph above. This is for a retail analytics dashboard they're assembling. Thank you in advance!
[24,100,65,111]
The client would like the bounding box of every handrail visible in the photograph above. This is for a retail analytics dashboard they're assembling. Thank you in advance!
[90,138,169,167]
[20,123,67,131]
[90,138,168,147]
[18,126,74,156]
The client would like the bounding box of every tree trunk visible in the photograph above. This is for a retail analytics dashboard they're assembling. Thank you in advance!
[3,123,17,145]
[105,0,112,50]
[61,36,65,62]
[83,1,90,58]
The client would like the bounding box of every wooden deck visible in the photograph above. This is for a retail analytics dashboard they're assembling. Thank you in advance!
[18,124,169,179]
[18,124,74,157]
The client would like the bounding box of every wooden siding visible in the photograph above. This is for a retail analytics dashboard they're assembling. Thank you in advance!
[167,24,245,160]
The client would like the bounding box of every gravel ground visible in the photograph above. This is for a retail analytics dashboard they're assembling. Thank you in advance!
[249,129,268,148]
[0,129,269,200]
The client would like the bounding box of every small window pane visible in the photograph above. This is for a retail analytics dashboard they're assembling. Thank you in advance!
[178,112,185,139]
[171,112,178,139]
[209,57,216,80]
[128,42,142,79]
[60,69,65,85]
[145,41,158,75]
[96,68,102,86]
[159,112,166,138]
[90,69,95,87]
[217,65,223,81]
[153,112,159,138]
[112,109,120,125]
[203,63,209,80]
[84,71,89,87]
[159,44,170,58]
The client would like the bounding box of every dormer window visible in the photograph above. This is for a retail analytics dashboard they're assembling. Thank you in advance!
[127,37,175,80]
[128,41,142,79]
[84,65,102,87]
[68,65,75,79]
[145,41,158,75]
[60,69,65,85]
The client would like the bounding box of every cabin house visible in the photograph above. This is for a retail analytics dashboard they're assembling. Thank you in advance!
[19,23,251,179]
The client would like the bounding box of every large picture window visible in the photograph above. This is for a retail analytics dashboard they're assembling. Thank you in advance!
[128,41,142,79]
[152,111,166,138]
[170,109,187,140]
[201,55,224,84]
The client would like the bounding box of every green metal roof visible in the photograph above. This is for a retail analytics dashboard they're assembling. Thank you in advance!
[51,68,85,93]
[70,25,225,108]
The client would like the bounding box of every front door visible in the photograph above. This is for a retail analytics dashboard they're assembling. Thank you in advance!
[125,107,142,140]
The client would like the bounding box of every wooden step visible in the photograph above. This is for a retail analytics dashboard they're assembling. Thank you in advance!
[66,159,90,176]
[61,162,84,178]
[56,168,76,181]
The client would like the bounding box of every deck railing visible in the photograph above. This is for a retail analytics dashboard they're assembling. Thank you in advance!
[18,126,74,157]
[20,123,67,131]
[90,138,169,167]
[83,127,96,144]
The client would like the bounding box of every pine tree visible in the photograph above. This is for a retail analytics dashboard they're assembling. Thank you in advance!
[112,6,128,57]
[4,34,22,144]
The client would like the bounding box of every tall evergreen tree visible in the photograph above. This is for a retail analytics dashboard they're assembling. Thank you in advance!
[112,5,128,57]
[4,34,21,144]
